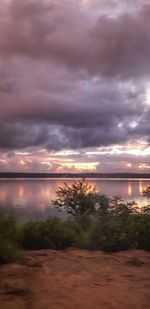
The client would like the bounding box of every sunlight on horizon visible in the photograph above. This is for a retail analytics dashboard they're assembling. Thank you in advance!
[145,91,150,105]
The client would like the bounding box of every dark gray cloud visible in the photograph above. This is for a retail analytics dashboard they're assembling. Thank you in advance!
[0,66,146,151]
[0,122,48,150]
[0,0,150,172]
[0,0,150,78]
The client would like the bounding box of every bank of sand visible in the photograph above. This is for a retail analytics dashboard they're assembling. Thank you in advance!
[0,249,150,309]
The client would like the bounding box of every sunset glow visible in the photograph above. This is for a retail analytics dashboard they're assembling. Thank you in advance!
[60,162,99,171]
[145,92,150,105]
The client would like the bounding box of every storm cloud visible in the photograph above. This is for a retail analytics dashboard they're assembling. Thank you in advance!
[0,0,150,172]
[0,0,150,77]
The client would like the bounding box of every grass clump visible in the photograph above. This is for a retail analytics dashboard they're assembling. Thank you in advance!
[126,256,144,267]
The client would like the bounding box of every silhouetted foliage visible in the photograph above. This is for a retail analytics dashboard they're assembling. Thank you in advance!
[52,179,100,216]
[142,186,150,197]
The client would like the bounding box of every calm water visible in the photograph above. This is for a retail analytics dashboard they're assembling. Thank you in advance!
[0,178,150,222]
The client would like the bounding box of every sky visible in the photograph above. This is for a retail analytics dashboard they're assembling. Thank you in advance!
[0,0,150,173]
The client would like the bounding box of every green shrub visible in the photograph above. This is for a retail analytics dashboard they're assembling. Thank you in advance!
[90,216,129,252]
[0,212,21,263]
[0,237,21,263]
[134,215,150,250]
[74,230,92,250]
[52,179,98,216]
[19,212,150,252]
[19,217,78,250]
[0,213,17,240]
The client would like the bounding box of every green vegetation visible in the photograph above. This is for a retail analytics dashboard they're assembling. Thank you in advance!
[52,180,103,216]
[0,212,21,263]
[1,211,149,259]
[18,217,78,250]
[0,180,150,264]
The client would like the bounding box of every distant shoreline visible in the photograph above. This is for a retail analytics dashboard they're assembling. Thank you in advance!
[0,172,150,179]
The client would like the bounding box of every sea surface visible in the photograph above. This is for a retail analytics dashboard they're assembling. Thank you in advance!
[0,178,150,222]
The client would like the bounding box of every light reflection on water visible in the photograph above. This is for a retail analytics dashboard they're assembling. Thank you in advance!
[128,181,132,196]
[0,178,150,222]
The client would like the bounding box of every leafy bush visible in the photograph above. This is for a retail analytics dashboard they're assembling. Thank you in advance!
[19,217,78,250]
[0,212,17,240]
[0,237,21,264]
[0,212,21,263]
[134,215,150,250]
[90,216,130,252]
[52,179,98,216]
[1,211,150,257]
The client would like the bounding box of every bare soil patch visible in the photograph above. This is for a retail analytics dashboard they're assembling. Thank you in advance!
[0,249,150,309]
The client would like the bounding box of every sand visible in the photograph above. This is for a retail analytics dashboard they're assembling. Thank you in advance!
[0,249,150,309]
